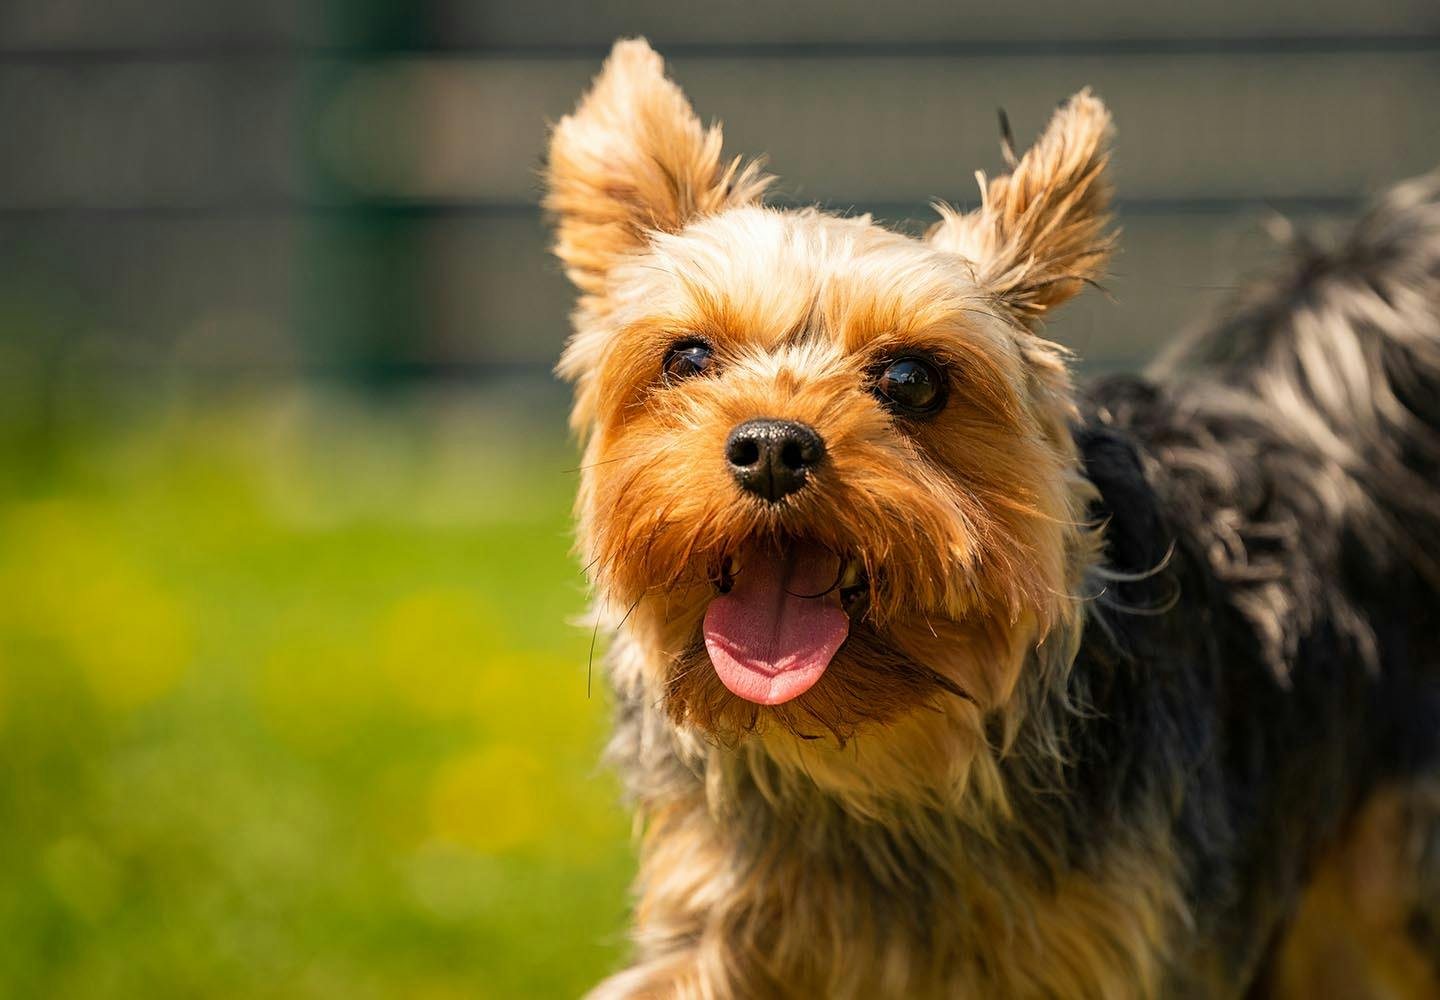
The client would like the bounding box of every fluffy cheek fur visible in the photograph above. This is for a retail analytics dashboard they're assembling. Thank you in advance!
[575,314,1086,754]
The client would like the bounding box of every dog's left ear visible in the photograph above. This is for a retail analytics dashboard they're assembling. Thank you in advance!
[544,38,772,303]
[928,90,1115,327]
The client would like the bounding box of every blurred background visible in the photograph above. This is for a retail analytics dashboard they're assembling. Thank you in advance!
[0,1,1437,996]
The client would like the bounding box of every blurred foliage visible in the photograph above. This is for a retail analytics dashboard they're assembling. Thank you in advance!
[0,384,632,998]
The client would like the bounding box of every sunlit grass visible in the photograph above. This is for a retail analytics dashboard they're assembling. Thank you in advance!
[0,384,632,998]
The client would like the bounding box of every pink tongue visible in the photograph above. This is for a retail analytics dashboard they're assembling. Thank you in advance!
[702,542,850,705]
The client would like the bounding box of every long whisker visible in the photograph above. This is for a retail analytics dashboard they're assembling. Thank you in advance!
[562,437,683,475]
[787,554,848,599]
[586,615,601,699]
[923,667,978,706]
[587,592,647,698]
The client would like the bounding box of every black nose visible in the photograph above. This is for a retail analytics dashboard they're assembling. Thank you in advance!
[725,418,826,502]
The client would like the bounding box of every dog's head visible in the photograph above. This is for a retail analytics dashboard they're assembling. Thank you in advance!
[546,39,1110,790]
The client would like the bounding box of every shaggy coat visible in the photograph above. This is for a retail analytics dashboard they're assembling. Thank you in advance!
[546,39,1440,998]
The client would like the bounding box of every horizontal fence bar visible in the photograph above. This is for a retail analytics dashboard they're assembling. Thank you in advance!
[0,196,1369,221]
[0,35,1438,62]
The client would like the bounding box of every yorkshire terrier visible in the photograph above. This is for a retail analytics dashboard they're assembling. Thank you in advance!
[544,39,1440,998]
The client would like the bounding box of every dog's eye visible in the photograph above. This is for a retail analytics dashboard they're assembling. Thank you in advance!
[874,356,946,416]
[663,341,714,382]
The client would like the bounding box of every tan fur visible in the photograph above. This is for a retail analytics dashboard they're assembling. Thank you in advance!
[587,776,1181,1000]
[544,38,1177,999]
[1272,783,1440,999]
[546,37,771,434]
[928,90,1115,326]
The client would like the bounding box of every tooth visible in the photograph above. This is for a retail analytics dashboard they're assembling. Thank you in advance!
[840,559,862,589]
[719,554,741,585]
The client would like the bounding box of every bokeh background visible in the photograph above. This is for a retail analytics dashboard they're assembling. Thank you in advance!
[1,2,1438,996]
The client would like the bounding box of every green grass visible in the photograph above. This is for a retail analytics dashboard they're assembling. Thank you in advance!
[0,386,633,998]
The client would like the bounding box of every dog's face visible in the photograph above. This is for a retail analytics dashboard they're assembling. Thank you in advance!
[547,40,1112,758]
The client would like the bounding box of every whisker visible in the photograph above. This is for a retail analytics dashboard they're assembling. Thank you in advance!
[586,614,600,699]
[1090,540,1177,582]
[921,609,940,639]
[924,668,978,705]
[580,549,604,578]
[562,437,684,475]
[787,554,847,599]
[586,592,648,699]
[1095,586,1181,617]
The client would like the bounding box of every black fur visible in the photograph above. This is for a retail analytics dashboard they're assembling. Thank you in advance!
[1063,172,1440,991]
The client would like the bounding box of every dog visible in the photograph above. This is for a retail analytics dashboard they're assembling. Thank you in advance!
[543,38,1440,998]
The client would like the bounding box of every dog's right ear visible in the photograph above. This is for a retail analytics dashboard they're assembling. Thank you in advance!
[544,38,772,304]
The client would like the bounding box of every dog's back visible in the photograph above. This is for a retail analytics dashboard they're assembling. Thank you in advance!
[1160,171,1440,579]
[1088,174,1440,996]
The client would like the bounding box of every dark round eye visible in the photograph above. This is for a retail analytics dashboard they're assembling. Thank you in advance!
[662,341,714,382]
[874,356,946,416]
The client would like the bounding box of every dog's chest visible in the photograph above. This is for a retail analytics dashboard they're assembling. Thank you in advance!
[646,789,1185,999]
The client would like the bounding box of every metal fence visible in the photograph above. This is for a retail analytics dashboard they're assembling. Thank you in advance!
[2,0,1438,384]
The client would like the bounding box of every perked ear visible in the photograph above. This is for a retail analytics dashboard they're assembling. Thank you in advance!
[544,38,772,302]
[928,90,1115,326]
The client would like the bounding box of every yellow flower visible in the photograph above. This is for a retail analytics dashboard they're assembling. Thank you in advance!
[429,745,546,854]
[1,500,191,711]
[378,589,494,717]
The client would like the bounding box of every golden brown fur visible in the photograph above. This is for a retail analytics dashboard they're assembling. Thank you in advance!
[1271,783,1440,999]
[544,37,1440,1000]
[927,89,1115,326]
[544,38,1175,998]
[588,775,1181,999]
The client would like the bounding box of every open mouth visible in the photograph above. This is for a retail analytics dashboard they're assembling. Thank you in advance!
[702,541,869,706]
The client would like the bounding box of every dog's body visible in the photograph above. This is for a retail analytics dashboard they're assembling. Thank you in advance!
[546,40,1440,998]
